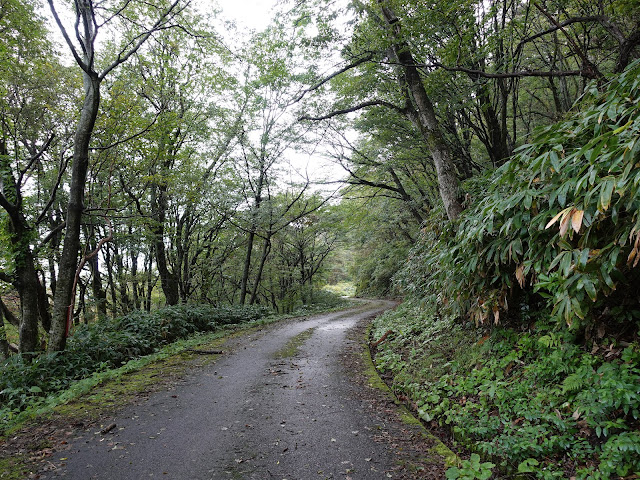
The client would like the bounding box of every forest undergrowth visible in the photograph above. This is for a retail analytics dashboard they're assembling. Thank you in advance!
[372,301,640,479]
[371,60,640,480]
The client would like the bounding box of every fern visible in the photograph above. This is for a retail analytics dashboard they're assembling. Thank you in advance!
[562,365,594,394]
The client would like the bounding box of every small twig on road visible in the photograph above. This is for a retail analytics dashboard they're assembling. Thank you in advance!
[186,349,224,355]
[100,423,117,434]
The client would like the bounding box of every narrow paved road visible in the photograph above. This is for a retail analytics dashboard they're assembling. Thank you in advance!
[41,301,445,479]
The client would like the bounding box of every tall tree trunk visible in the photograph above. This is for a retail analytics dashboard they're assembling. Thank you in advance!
[145,255,154,312]
[240,168,266,304]
[49,73,101,352]
[37,273,51,333]
[105,244,118,316]
[74,278,87,325]
[115,247,131,311]
[249,236,271,305]
[151,183,179,306]
[16,254,42,354]
[239,230,256,305]
[88,225,107,319]
[379,1,463,221]
[131,247,141,310]
[0,313,8,361]
[0,145,45,354]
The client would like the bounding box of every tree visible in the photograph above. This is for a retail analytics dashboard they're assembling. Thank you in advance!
[0,0,75,353]
[47,0,186,351]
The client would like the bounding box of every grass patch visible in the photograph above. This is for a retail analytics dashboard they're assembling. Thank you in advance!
[273,328,315,359]
[323,282,357,297]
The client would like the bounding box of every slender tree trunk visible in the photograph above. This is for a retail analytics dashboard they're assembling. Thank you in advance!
[0,312,8,361]
[379,1,463,221]
[240,168,266,304]
[145,255,154,312]
[131,248,141,310]
[115,247,131,311]
[74,278,87,325]
[37,273,51,333]
[88,226,107,319]
[105,245,118,316]
[47,213,61,297]
[49,73,100,352]
[249,236,271,305]
[151,185,179,305]
[239,230,256,305]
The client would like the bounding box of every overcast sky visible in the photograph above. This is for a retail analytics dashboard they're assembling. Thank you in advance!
[217,0,276,31]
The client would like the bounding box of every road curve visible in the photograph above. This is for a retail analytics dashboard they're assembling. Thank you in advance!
[42,300,442,479]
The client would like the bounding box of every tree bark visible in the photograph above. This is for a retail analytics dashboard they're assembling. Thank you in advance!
[0,313,8,361]
[240,167,266,305]
[239,229,257,305]
[0,145,46,354]
[0,297,19,328]
[249,236,272,305]
[49,73,100,352]
[151,184,179,305]
[88,225,108,319]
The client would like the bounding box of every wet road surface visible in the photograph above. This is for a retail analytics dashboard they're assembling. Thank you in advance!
[41,300,443,479]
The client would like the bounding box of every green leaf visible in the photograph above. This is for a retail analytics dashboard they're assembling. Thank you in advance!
[599,177,615,211]
[445,467,460,479]
[517,458,540,473]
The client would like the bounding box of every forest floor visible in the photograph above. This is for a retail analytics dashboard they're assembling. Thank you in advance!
[1,300,453,479]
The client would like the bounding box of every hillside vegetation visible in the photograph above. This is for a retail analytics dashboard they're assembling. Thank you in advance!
[372,60,640,479]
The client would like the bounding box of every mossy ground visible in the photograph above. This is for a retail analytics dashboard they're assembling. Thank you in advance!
[272,327,316,359]
[361,323,459,469]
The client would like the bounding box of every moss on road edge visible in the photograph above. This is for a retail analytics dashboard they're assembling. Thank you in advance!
[362,322,459,469]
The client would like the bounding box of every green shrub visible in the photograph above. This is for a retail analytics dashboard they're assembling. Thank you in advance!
[0,303,272,423]
[397,59,640,330]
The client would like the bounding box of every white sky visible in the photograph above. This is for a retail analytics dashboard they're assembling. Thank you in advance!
[216,0,277,31]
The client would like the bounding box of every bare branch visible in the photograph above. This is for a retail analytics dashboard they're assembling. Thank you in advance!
[533,2,603,79]
[35,151,70,226]
[516,15,607,52]
[18,134,55,178]
[38,222,66,249]
[299,100,405,121]
[100,0,186,79]
[426,61,585,79]
[90,111,160,151]
[292,53,375,104]
[47,0,89,73]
